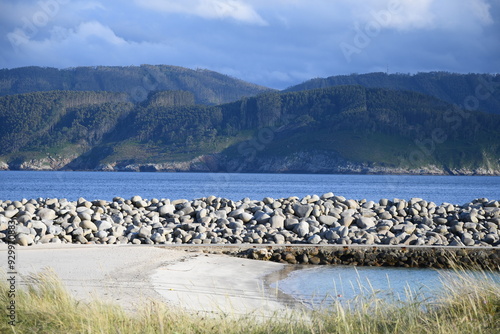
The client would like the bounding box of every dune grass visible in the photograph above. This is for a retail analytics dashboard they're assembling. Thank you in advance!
[1,267,499,334]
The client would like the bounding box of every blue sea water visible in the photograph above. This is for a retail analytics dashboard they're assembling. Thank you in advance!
[0,171,499,204]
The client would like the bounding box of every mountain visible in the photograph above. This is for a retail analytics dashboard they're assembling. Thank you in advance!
[0,65,272,105]
[285,72,500,115]
[1,86,499,175]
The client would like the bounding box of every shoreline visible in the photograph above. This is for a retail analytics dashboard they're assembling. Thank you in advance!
[1,168,500,176]
[1,243,499,318]
[0,244,297,316]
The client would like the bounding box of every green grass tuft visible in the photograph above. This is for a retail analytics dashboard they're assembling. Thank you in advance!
[1,267,499,334]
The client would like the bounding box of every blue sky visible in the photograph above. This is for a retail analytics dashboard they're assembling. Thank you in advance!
[1,0,499,89]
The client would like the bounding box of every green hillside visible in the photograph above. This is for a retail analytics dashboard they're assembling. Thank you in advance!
[1,86,499,174]
[0,65,272,105]
[285,72,500,115]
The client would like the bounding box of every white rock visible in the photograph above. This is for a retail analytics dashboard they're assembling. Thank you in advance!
[79,221,97,232]
[357,217,376,229]
[307,234,321,244]
[96,220,113,231]
[16,234,33,246]
[318,215,337,226]
[294,221,310,238]
[38,208,57,220]
[270,215,285,229]
[2,209,18,218]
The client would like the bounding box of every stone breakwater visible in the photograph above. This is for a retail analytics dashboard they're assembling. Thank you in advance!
[0,194,499,248]
[234,245,500,269]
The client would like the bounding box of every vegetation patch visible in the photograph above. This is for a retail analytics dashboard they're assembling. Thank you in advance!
[1,267,499,334]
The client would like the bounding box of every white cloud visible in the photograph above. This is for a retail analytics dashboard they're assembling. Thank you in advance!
[345,0,494,31]
[469,0,494,23]
[136,0,267,25]
[1,0,498,89]
[76,1,106,11]
[76,21,126,45]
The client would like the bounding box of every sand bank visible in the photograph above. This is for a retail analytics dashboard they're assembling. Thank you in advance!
[0,244,294,316]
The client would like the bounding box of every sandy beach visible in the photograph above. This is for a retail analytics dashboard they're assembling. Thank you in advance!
[0,244,295,316]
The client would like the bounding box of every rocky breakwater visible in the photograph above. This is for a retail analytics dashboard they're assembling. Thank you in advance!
[0,194,499,249]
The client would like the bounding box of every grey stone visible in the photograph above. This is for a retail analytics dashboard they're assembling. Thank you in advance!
[38,208,57,220]
[95,230,108,239]
[16,234,33,246]
[72,227,84,236]
[78,212,92,221]
[378,211,392,220]
[16,214,32,224]
[96,220,113,231]
[15,225,31,235]
[180,206,194,216]
[325,229,339,241]
[79,221,97,232]
[433,217,448,225]
[151,232,166,243]
[39,234,55,244]
[48,225,62,236]
[254,211,271,224]
[159,204,175,216]
[284,218,299,230]
[357,217,376,229]
[294,221,310,238]
[270,215,285,229]
[274,233,286,244]
[240,212,253,223]
[32,221,47,236]
[307,234,321,244]
[462,237,475,246]
[379,198,389,206]
[345,199,358,209]
[340,216,354,227]
[321,192,334,200]
[318,215,337,226]
[2,209,18,218]
[293,204,313,218]
[229,221,244,229]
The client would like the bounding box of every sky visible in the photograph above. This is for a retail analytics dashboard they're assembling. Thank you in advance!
[0,0,499,89]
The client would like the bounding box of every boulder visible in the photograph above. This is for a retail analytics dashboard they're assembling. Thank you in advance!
[270,215,285,229]
[16,234,33,246]
[307,234,322,244]
[79,221,97,232]
[96,220,113,231]
[294,221,310,238]
[38,208,57,220]
[357,217,376,229]
[318,215,337,226]
[293,204,313,218]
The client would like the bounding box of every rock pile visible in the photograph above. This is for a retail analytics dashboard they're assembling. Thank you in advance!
[0,194,499,247]
[237,246,500,269]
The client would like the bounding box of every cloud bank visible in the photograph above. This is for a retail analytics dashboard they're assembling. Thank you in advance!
[0,0,498,89]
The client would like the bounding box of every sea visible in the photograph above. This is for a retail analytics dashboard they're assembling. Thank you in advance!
[1,171,499,204]
[1,171,499,307]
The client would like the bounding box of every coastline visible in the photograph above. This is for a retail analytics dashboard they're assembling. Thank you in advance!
[0,244,296,316]
[150,251,298,316]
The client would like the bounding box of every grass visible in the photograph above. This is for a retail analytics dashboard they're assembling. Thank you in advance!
[1,267,499,334]
[102,132,254,165]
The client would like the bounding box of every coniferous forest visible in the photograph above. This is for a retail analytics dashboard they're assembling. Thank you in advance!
[0,66,499,174]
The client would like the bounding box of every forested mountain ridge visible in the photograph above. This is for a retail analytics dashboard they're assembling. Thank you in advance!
[1,86,499,175]
[285,72,500,115]
[0,65,272,105]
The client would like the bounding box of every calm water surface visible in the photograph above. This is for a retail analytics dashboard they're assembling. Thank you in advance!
[272,265,500,309]
[0,171,499,204]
